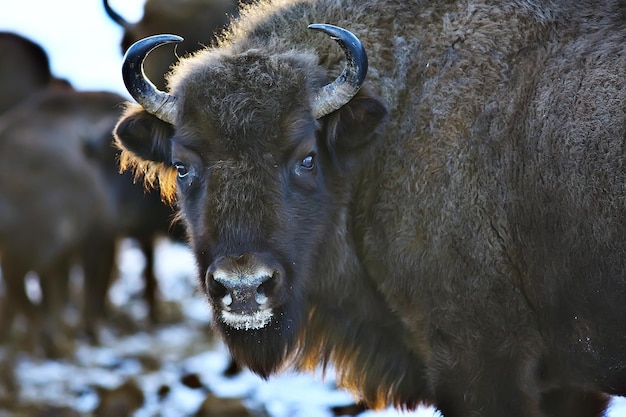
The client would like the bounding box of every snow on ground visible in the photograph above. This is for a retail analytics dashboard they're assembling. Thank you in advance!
[6,238,626,416]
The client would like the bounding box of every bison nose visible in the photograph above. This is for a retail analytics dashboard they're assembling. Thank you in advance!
[205,254,282,313]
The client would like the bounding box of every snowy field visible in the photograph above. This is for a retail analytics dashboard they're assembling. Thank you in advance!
[2,238,626,416]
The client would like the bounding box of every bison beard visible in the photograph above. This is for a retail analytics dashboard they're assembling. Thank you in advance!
[215,296,304,378]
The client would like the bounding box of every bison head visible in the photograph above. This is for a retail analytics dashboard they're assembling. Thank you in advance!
[114,25,388,376]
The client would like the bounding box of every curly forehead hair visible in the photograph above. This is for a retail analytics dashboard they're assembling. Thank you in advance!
[171,48,323,133]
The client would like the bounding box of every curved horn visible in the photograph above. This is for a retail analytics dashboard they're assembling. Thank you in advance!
[122,34,183,125]
[103,0,131,29]
[307,24,368,119]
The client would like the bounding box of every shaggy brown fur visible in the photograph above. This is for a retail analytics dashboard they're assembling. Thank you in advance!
[114,0,626,415]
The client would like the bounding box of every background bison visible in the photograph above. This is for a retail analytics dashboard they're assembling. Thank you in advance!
[0,31,182,355]
[114,0,626,416]
[104,0,256,90]
[0,83,189,353]
[0,89,122,356]
[0,31,70,115]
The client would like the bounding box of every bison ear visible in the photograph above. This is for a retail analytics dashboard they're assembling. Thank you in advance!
[113,103,174,164]
[321,88,389,158]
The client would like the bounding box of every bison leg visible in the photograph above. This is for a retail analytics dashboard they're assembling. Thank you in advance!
[0,259,39,351]
[539,388,609,417]
[38,257,73,358]
[81,233,116,344]
[137,235,159,324]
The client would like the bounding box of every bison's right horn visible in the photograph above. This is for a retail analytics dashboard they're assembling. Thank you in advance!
[122,34,182,125]
[308,24,368,119]
[103,0,131,29]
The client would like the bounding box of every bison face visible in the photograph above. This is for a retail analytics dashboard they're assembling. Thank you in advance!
[114,33,388,377]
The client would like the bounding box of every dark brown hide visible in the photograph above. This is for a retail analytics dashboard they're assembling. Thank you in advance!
[114,0,626,415]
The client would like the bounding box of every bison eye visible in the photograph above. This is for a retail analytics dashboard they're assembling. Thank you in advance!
[293,152,317,178]
[301,154,315,170]
[174,163,189,178]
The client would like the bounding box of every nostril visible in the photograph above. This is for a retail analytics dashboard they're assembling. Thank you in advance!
[257,269,281,300]
[206,259,284,312]
[206,274,234,308]
[205,272,228,299]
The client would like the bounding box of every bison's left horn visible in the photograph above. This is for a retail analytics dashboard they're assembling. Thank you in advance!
[308,24,368,119]
[122,34,182,125]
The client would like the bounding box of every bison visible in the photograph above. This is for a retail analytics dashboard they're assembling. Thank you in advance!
[113,0,626,415]
[0,88,121,356]
[104,0,256,90]
[0,32,70,115]
[0,84,187,354]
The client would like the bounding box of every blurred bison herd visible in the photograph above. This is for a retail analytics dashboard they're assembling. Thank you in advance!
[0,0,290,415]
